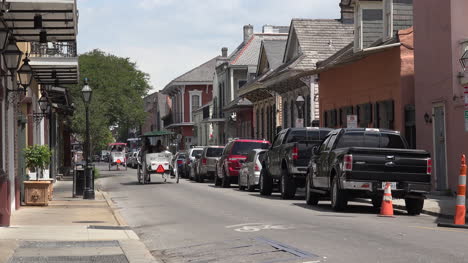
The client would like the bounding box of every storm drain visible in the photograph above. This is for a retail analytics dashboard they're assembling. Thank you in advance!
[9,254,128,263]
[9,241,128,263]
[156,237,321,263]
[19,240,120,249]
[87,225,132,230]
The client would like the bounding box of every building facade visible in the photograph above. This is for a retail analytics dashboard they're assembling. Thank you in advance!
[414,0,468,192]
[161,57,217,150]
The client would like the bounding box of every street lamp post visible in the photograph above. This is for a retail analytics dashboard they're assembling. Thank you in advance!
[81,78,95,200]
[295,96,305,128]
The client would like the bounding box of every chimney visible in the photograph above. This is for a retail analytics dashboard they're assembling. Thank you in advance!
[262,24,274,33]
[340,0,354,24]
[243,24,253,42]
[221,47,228,57]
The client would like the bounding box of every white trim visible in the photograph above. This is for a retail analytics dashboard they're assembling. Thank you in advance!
[230,68,235,102]
[354,1,384,52]
[383,0,394,40]
[181,86,185,122]
[189,90,202,122]
[432,103,449,191]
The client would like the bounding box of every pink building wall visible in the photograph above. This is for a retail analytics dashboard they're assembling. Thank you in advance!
[414,0,468,192]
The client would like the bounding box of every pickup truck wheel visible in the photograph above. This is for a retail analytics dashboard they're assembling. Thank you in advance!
[259,168,273,196]
[305,175,319,205]
[280,169,296,199]
[221,169,231,188]
[330,176,348,211]
[405,198,424,215]
[371,196,382,209]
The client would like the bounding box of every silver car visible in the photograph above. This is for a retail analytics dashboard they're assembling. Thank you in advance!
[238,149,267,191]
[194,146,224,182]
[186,147,204,179]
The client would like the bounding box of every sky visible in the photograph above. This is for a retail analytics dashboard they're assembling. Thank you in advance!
[77,0,340,92]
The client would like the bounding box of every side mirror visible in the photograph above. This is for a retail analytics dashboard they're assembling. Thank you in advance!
[312,146,320,155]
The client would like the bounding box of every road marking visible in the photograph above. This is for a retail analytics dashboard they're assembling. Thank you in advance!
[226,223,294,232]
[409,225,468,234]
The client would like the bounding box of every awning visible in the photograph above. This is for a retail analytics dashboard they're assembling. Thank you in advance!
[2,0,78,42]
[141,130,174,137]
[29,56,78,84]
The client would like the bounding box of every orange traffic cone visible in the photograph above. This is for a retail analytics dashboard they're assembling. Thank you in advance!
[438,155,468,229]
[454,154,466,225]
[379,182,395,217]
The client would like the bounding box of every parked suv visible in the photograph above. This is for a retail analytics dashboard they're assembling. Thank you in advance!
[215,139,270,188]
[194,146,224,183]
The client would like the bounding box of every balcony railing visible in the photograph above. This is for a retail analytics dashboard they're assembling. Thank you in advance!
[30,41,77,58]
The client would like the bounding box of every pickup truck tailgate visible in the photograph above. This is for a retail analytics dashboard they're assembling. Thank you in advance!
[293,141,321,167]
[347,147,430,183]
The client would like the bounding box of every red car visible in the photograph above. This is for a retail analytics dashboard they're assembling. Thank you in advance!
[215,139,270,188]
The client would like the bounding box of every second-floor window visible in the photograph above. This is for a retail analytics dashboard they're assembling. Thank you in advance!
[192,95,200,112]
[383,0,393,39]
[354,1,383,52]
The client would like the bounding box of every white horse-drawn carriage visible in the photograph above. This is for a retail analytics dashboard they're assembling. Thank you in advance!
[137,131,178,184]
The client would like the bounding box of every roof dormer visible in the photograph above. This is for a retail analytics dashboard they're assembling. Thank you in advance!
[353,1,383,52]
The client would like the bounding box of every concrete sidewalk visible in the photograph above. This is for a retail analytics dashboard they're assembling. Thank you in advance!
[392,194,468,221]
[0,179,158,263]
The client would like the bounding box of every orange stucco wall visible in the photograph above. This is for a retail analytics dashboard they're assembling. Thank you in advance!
[319,29,415,136]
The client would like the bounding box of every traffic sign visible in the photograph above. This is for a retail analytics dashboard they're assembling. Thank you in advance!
[347,115,358,128]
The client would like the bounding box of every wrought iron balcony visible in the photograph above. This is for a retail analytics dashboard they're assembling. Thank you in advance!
[30,41,77,58]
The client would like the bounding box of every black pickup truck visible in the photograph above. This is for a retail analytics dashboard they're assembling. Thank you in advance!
[306,128,431,215]
[260,127,332,199]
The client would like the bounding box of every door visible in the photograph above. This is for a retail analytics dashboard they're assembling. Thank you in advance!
[268,132,284,177]
[17,115,27,205]
[433,104,447,191]
[313,135,332,188]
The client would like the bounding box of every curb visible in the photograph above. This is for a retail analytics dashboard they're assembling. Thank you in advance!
[99,190,129,227]
[97,189,160,262]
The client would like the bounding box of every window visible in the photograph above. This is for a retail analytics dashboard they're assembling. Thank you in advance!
[206,147,224,157]
[383,0,393,39]
[192,95,200,112]
[231,142,270,155]
[189,90,202,122]
[283,101,288,128]
[325,135,338,151]
[272,132,285,148]
[354,1,384,52]
[290,100,295,128]
[238,80,247,89]
[306,95,311,126]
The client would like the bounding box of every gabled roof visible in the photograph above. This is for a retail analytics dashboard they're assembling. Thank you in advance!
[162,56,219,94]
[229,33,288,67]
[263,40,288,70]
[285,19,354,70]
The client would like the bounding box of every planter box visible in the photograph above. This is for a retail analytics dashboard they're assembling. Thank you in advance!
[24,181,51,206]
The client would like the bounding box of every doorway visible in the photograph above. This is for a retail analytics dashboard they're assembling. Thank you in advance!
[433,104,447,191]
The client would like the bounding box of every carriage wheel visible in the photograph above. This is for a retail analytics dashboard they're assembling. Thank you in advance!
[143,161,149,184]
[137,164,142,184]
[108,163,111,171]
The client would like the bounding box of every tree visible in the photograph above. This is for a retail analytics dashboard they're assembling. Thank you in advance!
[69,49,151,154]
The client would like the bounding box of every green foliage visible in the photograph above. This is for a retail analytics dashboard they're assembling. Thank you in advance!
[93,166,100,181]
[24,145,52,180]
[70,49,151,153]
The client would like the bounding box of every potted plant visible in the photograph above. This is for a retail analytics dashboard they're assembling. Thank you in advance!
[23,145,52,206]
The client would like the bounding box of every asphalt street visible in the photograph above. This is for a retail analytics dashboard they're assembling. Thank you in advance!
[96,164,468,263]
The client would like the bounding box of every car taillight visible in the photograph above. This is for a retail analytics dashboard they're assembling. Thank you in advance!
[426,158,432,175]
[202,158,207,165]
[343,154,353,171]
[255,164,260,171]
[292,146,298,160]
[177,160,183,165]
